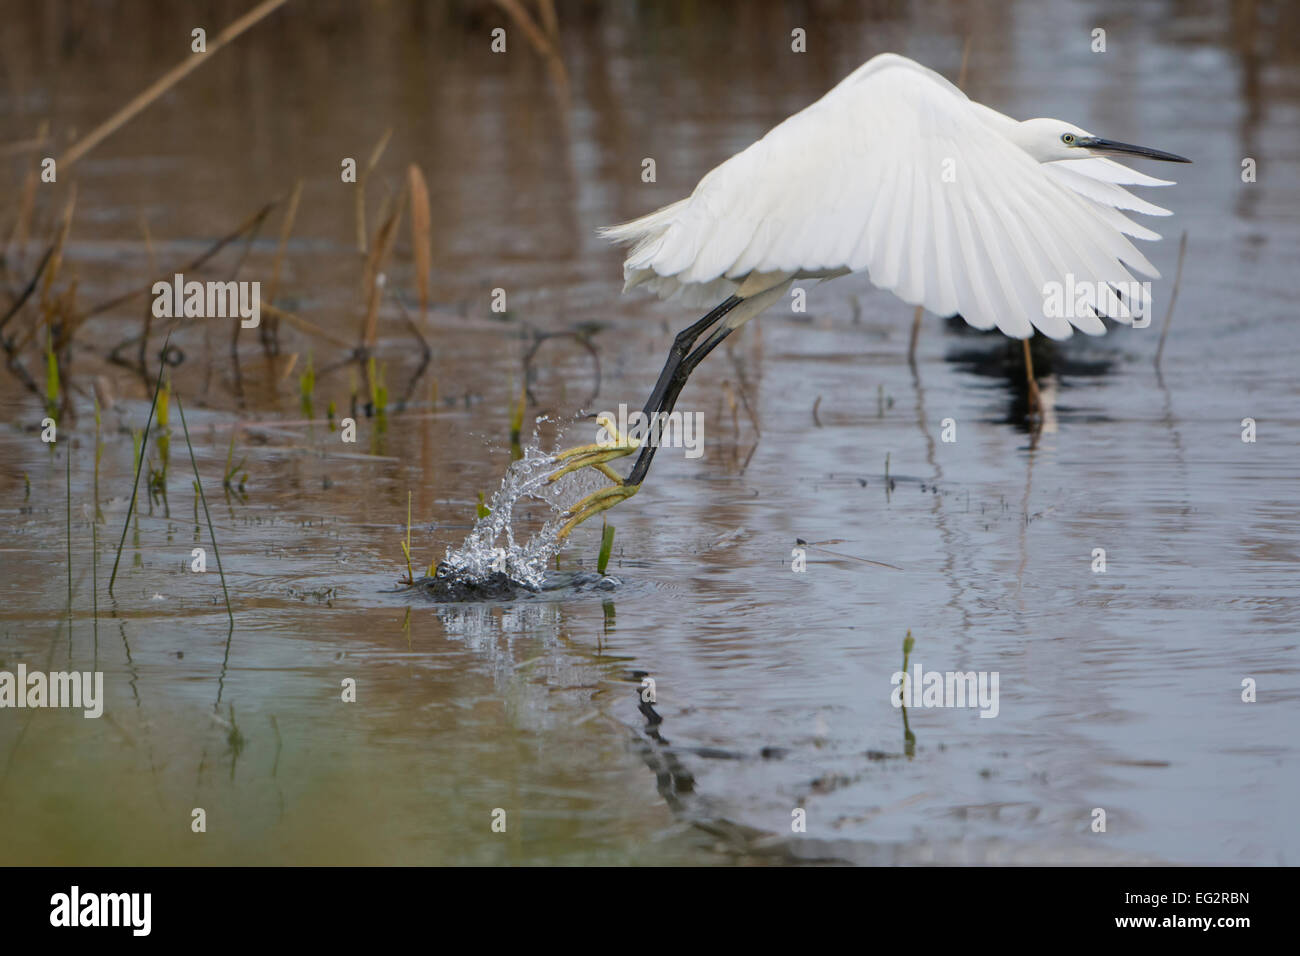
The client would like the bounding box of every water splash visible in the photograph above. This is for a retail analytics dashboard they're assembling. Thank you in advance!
[431,435,610,595]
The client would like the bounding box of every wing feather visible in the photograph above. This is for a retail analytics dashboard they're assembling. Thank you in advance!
[925,175,960,316]
[602,53,1177,338]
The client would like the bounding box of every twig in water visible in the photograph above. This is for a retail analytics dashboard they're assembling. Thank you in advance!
[92,398,101,637]
[361,188,407,353]
[393,291,432,407]
[492,0,569,98]
[1154,231,1188,371]
[356,128,394,253]
[0,244,54,336]
[59,0,291,170]
[796,538,903,571]
[66,438,72,622]
[263,178,303,355]
[89,201,277,323]
[408,165,432,318]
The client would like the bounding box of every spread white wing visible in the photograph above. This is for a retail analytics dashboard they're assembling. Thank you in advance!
[603,53,1175,340]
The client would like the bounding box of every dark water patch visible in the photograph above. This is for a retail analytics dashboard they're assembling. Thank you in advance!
[404,563,620,604]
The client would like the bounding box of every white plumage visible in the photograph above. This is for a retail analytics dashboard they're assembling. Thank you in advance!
[600,53,1183,341]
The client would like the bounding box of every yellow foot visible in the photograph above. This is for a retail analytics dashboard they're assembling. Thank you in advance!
[547,413,642,541]
[546,413,641,483]
[555,482,639,541]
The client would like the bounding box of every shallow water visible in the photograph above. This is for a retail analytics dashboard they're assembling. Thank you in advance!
[1,1,1298,864]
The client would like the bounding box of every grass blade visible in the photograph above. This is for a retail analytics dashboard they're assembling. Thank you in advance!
[175,393,234,627]
[108,330,172,595]
[597,522,615,576]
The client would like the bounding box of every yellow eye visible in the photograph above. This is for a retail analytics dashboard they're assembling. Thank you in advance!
[1061,133,1076,145]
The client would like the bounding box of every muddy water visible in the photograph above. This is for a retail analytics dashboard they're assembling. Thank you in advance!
[2,1,1298,864]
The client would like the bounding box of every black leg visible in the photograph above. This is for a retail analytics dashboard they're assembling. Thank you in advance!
[625,318,737,487]
[636,296,741,426]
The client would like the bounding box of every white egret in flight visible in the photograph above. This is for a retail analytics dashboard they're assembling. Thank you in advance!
[550,52,1189,538]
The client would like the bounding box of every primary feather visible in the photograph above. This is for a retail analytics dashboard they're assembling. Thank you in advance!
[600,53,1179,340]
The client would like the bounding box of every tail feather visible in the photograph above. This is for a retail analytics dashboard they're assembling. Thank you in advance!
[601,199,730,303]
[597,199,687,248]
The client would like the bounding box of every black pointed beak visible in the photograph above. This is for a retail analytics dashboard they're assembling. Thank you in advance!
[1077,136,1191,163]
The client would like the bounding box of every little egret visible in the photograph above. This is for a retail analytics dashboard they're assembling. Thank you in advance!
[550,52,1189,539]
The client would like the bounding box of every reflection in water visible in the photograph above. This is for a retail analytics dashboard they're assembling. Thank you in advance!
[434,599,566,659]
[944,329,1118,431]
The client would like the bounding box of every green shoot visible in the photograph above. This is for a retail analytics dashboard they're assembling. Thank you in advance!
[399,490,414,584]
[299,350,315,419]
[45,327,59,420]
[597,522,615,576]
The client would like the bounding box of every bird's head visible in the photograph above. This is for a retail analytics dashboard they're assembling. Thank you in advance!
[1017,118,1190,164]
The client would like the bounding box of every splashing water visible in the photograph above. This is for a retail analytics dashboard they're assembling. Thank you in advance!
[433,434,611,594]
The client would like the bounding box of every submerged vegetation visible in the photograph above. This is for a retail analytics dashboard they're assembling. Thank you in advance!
[0,0,622,621]
[222,432,247,501]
